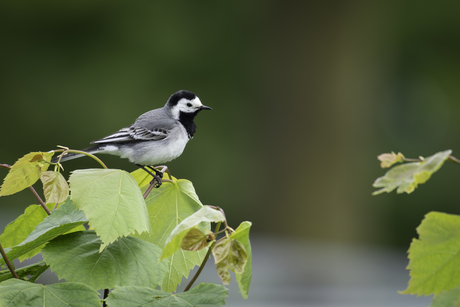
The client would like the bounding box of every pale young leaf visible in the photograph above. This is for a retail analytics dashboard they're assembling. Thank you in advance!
[377,151,405,168]
[0,152,54,196]
[40,171,69,204]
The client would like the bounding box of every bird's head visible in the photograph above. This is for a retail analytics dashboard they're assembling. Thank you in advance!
[167,90,212,120]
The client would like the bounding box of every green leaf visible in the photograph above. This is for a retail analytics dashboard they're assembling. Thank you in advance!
[69,168,150,251]
[0,203,54,254]
[162,248,208,293]
[181,228,214,251]
[373,150,452,195]
[213,239,247,285]
[430,287,460,307]
[106,283,228,307]
[132,178,209,292]
[42,231,168,290]
[40,170,69,204]
[160,206,224,261]
[228,221,252,299]
[0,279,101,306]
[0,152,53,196]
[0,199,87,266]
[134,179,204,246]
[0,261,49,282]
[402,212,460,296]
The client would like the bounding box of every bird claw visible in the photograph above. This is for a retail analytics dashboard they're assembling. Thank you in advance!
[137,165,164,188]
[150,171,163,188]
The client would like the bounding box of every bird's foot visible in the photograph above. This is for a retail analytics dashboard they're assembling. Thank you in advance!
[150,171,163,188]
[137,165,164,188]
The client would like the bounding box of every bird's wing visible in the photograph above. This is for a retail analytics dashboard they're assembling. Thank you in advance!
[91,125,169,144]
[91,108,178,144]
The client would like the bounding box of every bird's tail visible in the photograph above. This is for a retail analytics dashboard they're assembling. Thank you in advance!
[51,146,103,163]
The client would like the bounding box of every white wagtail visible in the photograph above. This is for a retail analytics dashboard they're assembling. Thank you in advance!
[53,90,211,186]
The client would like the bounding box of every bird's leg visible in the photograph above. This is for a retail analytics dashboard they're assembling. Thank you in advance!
[147,166,164,184]
[136,165,163,187]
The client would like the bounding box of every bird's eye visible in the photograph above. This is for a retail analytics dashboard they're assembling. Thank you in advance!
[187,102,192,107]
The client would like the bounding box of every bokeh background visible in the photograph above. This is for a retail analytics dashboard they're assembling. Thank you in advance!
[1,1,460,306]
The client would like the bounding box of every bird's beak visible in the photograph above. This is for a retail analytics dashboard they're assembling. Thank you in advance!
[200,105,212,110]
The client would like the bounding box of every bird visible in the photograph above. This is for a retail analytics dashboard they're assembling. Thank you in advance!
[52,90,211,186]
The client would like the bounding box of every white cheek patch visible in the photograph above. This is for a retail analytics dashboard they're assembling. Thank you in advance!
[192,97,203,108]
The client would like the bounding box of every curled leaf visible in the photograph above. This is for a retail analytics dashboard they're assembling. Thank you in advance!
[181,228,214,251]
[159,206,224,261]
[212,238,248,285]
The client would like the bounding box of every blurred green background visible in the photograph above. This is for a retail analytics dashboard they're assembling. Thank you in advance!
[1,0,460,259]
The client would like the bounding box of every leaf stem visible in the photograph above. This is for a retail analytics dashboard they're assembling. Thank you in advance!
[52,149,108,169]
[29,186,51,215]
[403,155,460,166]
[208,206,229,229]
[0,242,19,279]
[184,241,215,292]
[448,155,460,166]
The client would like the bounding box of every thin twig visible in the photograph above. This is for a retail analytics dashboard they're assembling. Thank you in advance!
[29,186,51,215]
[143,181,157,199]
[0,164,11,169]
[142,166,171,199]
[154,165,172,180]
[0,242,19,279]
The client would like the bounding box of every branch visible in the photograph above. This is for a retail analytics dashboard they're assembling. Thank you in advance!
[142,166,171,199]
[0,242,19,279]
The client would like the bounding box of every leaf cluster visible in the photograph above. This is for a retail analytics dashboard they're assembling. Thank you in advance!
[373,149,460,307]
[0,151,253,306]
